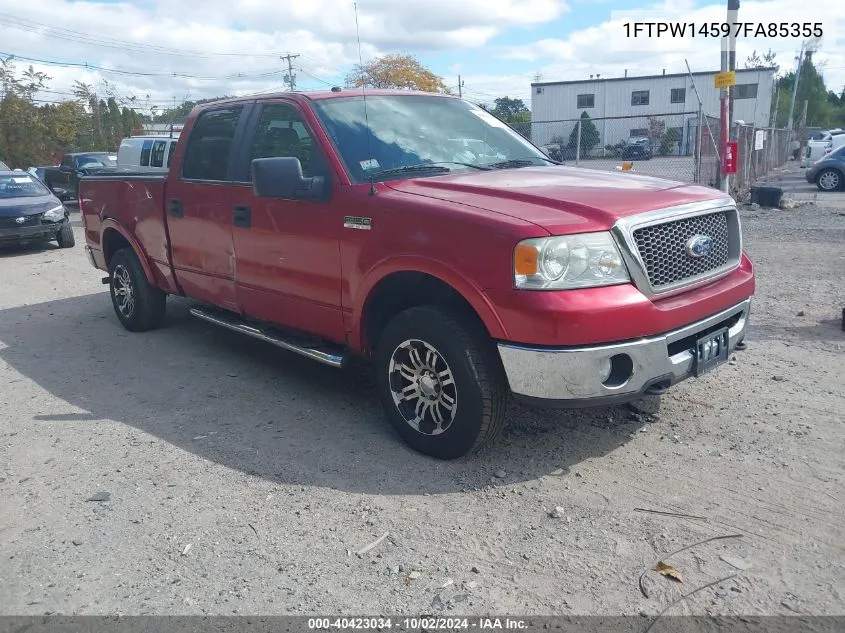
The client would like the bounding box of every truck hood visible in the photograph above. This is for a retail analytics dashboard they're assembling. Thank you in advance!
[0,194,60,217]
[386,166,731,234]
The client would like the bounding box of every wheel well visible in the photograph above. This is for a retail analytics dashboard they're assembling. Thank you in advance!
[102,228,131,267]
[362,272,488,355]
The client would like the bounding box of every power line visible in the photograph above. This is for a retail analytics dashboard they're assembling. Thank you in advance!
[0,51,280,81]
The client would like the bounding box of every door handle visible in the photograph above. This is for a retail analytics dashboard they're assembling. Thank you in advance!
[170,199,183,218]
[233,205,251,228]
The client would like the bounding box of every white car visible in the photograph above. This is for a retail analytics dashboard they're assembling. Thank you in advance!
[802,129,845,167]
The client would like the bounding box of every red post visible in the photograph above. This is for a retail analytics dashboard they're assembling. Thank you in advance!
[720,95,729,179]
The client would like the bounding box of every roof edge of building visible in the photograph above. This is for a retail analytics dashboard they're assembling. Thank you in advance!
[532,67,777,87]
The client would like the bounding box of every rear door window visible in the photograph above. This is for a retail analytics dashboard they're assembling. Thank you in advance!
[140,140,154,167]
[151,141,167,167]
[182,107,243,181]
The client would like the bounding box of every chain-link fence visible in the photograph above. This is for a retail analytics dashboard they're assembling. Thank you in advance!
[510,113,789,190]
[733,124,791,194]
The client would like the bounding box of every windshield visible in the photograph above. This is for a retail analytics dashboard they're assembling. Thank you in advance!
[0,173,51,198]
[75,153,117,170]
[312,94,548,182]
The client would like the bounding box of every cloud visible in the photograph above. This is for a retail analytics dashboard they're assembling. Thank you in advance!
[500,0,844,92]
[1,0,567,108]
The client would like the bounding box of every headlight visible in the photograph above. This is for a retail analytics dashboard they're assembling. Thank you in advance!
[514,232,630,290]
[43,205,65,222]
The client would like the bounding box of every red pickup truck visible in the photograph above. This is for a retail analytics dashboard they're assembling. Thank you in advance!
[79,90,754,459]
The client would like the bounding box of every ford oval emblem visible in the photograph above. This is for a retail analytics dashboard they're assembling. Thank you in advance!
[686,234,714,258]
[15,216,26,224]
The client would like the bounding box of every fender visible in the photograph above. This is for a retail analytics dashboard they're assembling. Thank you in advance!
[100,219,159,287]
[349,254,509,351]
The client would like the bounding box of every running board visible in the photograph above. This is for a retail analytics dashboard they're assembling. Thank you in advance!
[189,306,346,368]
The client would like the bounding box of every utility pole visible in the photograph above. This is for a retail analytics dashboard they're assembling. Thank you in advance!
[457,75,464,98]
[281,53,300,91]
[719,0,740,193]
[786,42,805,136]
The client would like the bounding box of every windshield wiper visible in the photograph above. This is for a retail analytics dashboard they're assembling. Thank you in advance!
[371,164,452,179]
[370,161,494,179]
[487,156,562,169]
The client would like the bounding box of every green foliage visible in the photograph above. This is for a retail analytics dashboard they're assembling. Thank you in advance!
[0,57,207,168]
[659,127,681,155]
[566,111,600,154]
[492,97,530,123]
[772,50,845,129]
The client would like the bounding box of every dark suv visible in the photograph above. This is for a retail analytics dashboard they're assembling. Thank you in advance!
[621,137,653,160]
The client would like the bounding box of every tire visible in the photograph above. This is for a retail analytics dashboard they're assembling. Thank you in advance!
[108,247,166,332]
[56,222,75,248]
[375,306,508,459]
[816,168,843,192]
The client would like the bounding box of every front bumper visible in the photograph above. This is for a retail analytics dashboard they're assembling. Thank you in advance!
[497,298,750,407]
[0,222,62,243]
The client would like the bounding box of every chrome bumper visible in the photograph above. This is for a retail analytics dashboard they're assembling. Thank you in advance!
[497,299,750,404]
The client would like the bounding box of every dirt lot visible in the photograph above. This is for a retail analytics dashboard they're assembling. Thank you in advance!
[1,194,843,618]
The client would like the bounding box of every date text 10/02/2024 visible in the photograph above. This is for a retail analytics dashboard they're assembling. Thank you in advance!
[308,617,528,630]
[624,22,823,38]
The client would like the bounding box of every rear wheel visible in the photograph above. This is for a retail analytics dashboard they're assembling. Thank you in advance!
[108,247,166,332]
[375,306,508,459]
[56,222,75,248]
[817,168,843,191]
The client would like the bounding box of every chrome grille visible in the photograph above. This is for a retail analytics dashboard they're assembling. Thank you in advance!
[0,214,43,229]
[633,211,730,289]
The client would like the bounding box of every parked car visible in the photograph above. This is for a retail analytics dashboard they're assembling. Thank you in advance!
[0,159,9,170]
[802,129,845,167]
[44,152,117,201]
[117,136,179,173]
[621,137,653,160]
[78,90,754,459]
[805,145,845,191]
[0,170,75,248]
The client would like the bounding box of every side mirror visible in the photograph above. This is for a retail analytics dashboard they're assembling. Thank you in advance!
[251,157,326,201]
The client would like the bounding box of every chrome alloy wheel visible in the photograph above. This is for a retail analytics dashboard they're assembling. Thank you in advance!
[112,264,136,318]
[818,169,841,191]
[388,339,458,435]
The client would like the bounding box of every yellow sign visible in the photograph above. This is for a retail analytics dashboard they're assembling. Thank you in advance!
[714,71,736,89]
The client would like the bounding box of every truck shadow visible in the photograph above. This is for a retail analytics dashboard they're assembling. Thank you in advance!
[0,294,645,495]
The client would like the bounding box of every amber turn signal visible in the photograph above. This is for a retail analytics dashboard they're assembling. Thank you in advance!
[514,244,539,276]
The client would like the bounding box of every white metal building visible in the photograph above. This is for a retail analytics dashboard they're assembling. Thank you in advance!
[530,68,776,152]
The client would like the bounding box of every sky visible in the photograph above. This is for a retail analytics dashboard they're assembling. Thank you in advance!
[1,0,843,116]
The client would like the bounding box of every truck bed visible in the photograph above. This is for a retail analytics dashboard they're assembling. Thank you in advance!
[79,173,172,289]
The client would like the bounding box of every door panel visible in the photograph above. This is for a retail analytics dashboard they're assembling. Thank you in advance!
[230,101,344,343]
[166,105,246,312]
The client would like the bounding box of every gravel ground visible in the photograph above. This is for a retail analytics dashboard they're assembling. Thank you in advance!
[1,196,843,618]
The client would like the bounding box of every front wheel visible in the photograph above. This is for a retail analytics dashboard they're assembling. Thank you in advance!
[817,168,843,191]
[56,222,75,248]
[375,306,508,459]
[108,247,167,332]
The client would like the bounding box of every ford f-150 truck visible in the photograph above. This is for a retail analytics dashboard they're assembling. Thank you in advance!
[79,90,755,459]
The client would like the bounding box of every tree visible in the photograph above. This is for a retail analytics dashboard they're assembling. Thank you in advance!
[745,49,779,73]
[659,127,681,155]
[492,97,530,123]
[772,50,840,128]
[107,98,123,149]
[566,111,600,155]
[346,54,447,92]
[646,116,666,147]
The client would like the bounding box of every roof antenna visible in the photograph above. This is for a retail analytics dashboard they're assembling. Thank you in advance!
[354,2,377,196]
